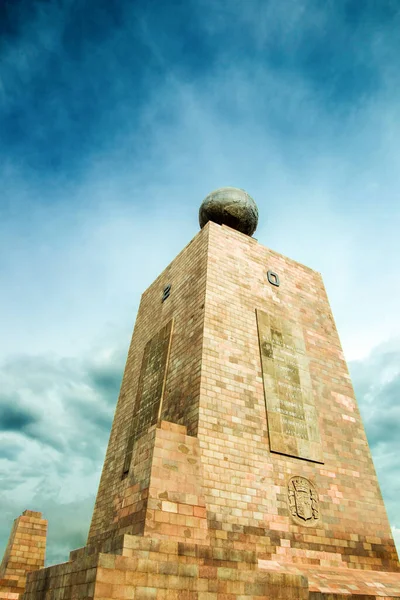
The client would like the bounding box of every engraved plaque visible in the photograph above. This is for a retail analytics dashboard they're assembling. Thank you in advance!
[288,476,319,526]
[122,320,173,477]
[256,309,323,463]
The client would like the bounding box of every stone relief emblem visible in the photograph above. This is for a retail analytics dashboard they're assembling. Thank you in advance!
[288,476,319,526]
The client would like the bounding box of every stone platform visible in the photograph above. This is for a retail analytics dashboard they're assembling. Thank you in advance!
[24,534,400,600]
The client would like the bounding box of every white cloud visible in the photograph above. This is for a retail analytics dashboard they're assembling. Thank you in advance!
[0,347,124,564]
[350,339,400,543]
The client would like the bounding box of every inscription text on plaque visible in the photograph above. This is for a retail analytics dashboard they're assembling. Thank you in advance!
[256,309,323,463]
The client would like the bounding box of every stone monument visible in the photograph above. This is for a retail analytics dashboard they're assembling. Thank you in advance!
[23,188,400,599]
[0,510,47,600]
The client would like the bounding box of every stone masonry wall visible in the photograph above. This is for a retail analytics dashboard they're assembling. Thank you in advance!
[88,225,210,546]
[23,530,400,600]
[197,222,398,571]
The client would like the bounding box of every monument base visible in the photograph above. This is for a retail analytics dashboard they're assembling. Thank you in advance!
[24,533,400,600]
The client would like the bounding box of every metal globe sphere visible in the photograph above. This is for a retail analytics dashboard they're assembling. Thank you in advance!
[199,187,258,236]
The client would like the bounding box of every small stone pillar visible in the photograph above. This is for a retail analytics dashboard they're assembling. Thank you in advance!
[0,510,47,599]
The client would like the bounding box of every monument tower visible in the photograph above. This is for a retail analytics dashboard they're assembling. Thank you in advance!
[24,188,400,600]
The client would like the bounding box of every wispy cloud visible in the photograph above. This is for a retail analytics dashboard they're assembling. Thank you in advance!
[350,340,400,535]
[0,348,123,564]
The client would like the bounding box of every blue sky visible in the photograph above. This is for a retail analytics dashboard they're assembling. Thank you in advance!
[1,0,400,565]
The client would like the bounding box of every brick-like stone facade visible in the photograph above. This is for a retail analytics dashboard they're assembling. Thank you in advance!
[0,510,47,599]
[198,223,398,571]
[23,221,400,599]
[88,227,208,547]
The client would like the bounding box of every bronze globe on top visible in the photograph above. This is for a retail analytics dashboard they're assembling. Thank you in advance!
[199,187,258,236]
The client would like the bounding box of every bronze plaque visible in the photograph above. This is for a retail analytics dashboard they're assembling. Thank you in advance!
[122,320,173,477]
[256,310,323,463]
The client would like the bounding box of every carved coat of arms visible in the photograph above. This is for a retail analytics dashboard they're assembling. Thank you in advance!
[288,476,319,526]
